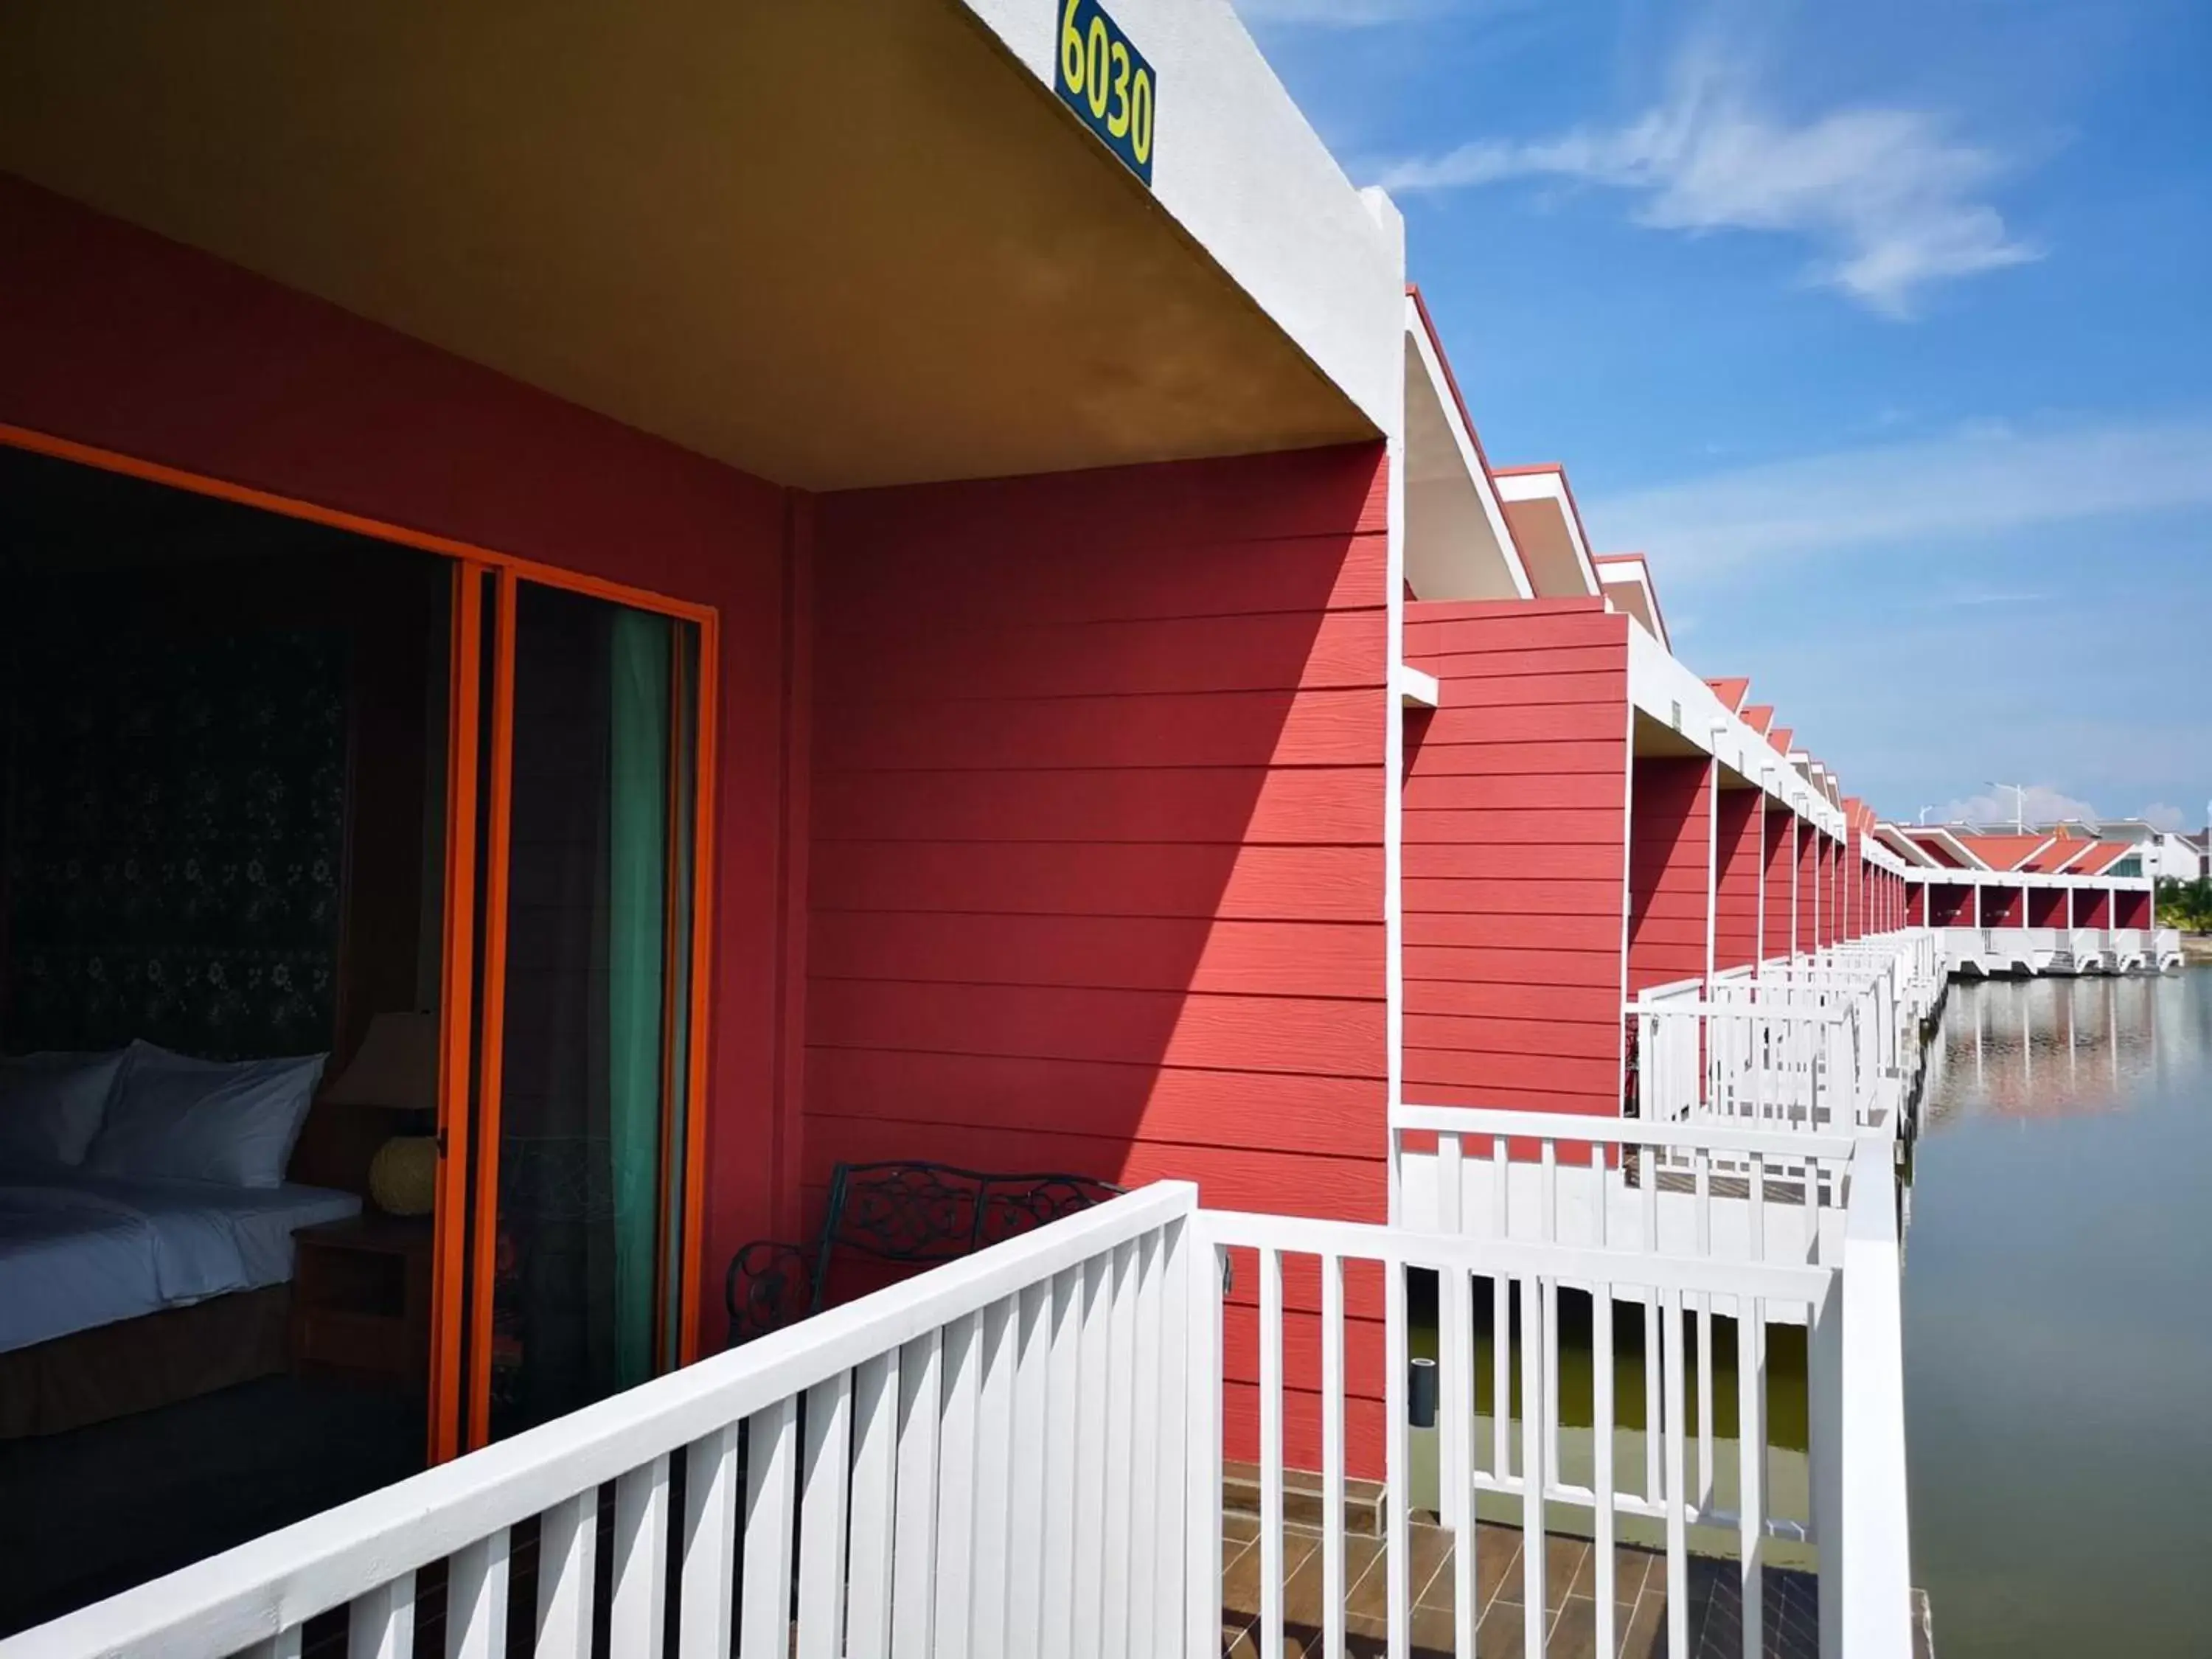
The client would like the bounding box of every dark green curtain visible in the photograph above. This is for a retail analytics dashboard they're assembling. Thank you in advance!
[606,608,668,1393]
[491,587,679,1437]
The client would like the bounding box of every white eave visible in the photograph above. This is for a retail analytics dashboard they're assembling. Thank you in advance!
[1491,467,1603,600]
[1401,295,1533,602]
[966,0,1406,437]
[1625,623,1845,838]
[1874,824,1941,868]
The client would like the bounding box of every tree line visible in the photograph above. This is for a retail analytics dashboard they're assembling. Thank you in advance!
[2156,877,2212,932]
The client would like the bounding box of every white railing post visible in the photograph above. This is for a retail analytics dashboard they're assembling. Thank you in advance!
[1183,1231,1223,1659]
[1838,1138,1913,1657]
[1809,1263,1846,1659]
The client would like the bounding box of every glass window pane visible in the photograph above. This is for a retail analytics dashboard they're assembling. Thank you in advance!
[487,582,692,1440]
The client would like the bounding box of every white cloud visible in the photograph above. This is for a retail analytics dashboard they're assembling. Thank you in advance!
[1231,0,1447,25]
[1939,785,2097,828]
[1930,790,2197,832]
[1374,46,2038,316]
[1582,418,2212,578]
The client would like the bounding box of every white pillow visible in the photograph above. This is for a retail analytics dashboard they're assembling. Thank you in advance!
[0,1049,127,1171]
[85,1040,327,1189]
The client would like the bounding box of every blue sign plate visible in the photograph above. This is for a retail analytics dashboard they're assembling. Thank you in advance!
[1054,0,1157,186]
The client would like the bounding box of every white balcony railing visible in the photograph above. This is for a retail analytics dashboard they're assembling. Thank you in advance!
[1627,931,1937,1138]
[5,1174,1919,1659]
[6,1186,1204,1659]
[1634,990,1885,1135]
[1206,1206,1845,1659]
[1391,1102,1858,1267]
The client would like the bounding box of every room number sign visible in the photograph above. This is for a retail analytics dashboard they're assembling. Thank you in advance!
[1054,0,1157,185]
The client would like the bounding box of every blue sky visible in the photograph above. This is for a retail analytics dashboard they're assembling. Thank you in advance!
[1235,0,2212,832]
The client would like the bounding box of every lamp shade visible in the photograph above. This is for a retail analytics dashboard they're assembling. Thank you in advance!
[322,1012,439,1113]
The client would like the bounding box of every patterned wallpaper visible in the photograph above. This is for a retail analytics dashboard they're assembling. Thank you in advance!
[2,626,347,1058]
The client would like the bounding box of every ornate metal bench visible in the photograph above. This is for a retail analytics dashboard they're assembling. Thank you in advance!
[723,1161,1123,1346]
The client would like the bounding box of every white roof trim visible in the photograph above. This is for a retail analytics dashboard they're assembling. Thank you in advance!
[1400,302,1533,602]
[1912,827,1987,870]
[1873,824,1941,867]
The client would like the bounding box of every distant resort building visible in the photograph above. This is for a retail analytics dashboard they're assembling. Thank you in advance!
[1871,821,2175,974]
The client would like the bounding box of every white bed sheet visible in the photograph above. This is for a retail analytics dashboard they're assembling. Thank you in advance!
[0,1173,360,1354]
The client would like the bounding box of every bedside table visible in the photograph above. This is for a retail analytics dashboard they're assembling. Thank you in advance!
[290,1214,434,1391]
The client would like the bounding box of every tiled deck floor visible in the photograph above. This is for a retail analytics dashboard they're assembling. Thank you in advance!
[1221,1512,1823,1658]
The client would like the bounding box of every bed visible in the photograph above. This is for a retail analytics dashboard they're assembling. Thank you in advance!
[0,1173,360,1356]
[0,1041,361,1436]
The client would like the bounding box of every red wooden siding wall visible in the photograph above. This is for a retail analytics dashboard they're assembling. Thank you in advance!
[1764,810,1795,962]
[1712,787,1763,972]
[808,444,1388,1211]
[1982,886,2025,927]
[1401,599,1631,1120]
[2115,889,2152,928]
[1908,883,1927,925]
[2073,889,2110,927]
[809,442,1391,1474]
[1795,821,1818,955]
[2028,888,2065,927]
[1627,757,1714,993]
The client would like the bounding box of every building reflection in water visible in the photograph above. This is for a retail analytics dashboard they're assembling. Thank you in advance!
[1924,973,2205,1127]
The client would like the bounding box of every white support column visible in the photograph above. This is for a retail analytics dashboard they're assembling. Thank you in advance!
[1755,781,1769,966]
[1791,810,1801,964]
[1704,742,1721,991]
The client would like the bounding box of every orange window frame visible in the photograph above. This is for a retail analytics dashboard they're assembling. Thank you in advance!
[0,422,723,1461]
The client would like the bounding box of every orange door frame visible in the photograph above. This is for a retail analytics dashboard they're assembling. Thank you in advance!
[0,422,723,1461]
[428,564,485,1467]
[460,568,518,1450]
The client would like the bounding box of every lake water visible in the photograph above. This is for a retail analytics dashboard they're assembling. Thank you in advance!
[1904,968,2212,1657]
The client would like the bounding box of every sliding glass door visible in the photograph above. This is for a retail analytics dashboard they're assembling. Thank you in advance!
[433,564,714,1458]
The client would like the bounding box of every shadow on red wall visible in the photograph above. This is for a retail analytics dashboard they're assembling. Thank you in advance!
[804,444,1393,1471]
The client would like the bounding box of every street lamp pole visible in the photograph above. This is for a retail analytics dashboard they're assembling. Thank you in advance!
[1986,781,2026,835]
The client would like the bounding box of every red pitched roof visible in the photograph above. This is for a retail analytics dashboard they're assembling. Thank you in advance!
[1955,833,2055,872]
[1904,830,1969,869]
[1706,677,1750,713]
[1741,705,1774,734]
[2069,841,2137,875]
[1767,726,1794,754]
[2023,835,2093,872]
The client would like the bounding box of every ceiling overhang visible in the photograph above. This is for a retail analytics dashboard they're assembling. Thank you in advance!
[1492,466,1601,600]
[0,0,1377,491]
[1594,554,1666,649]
